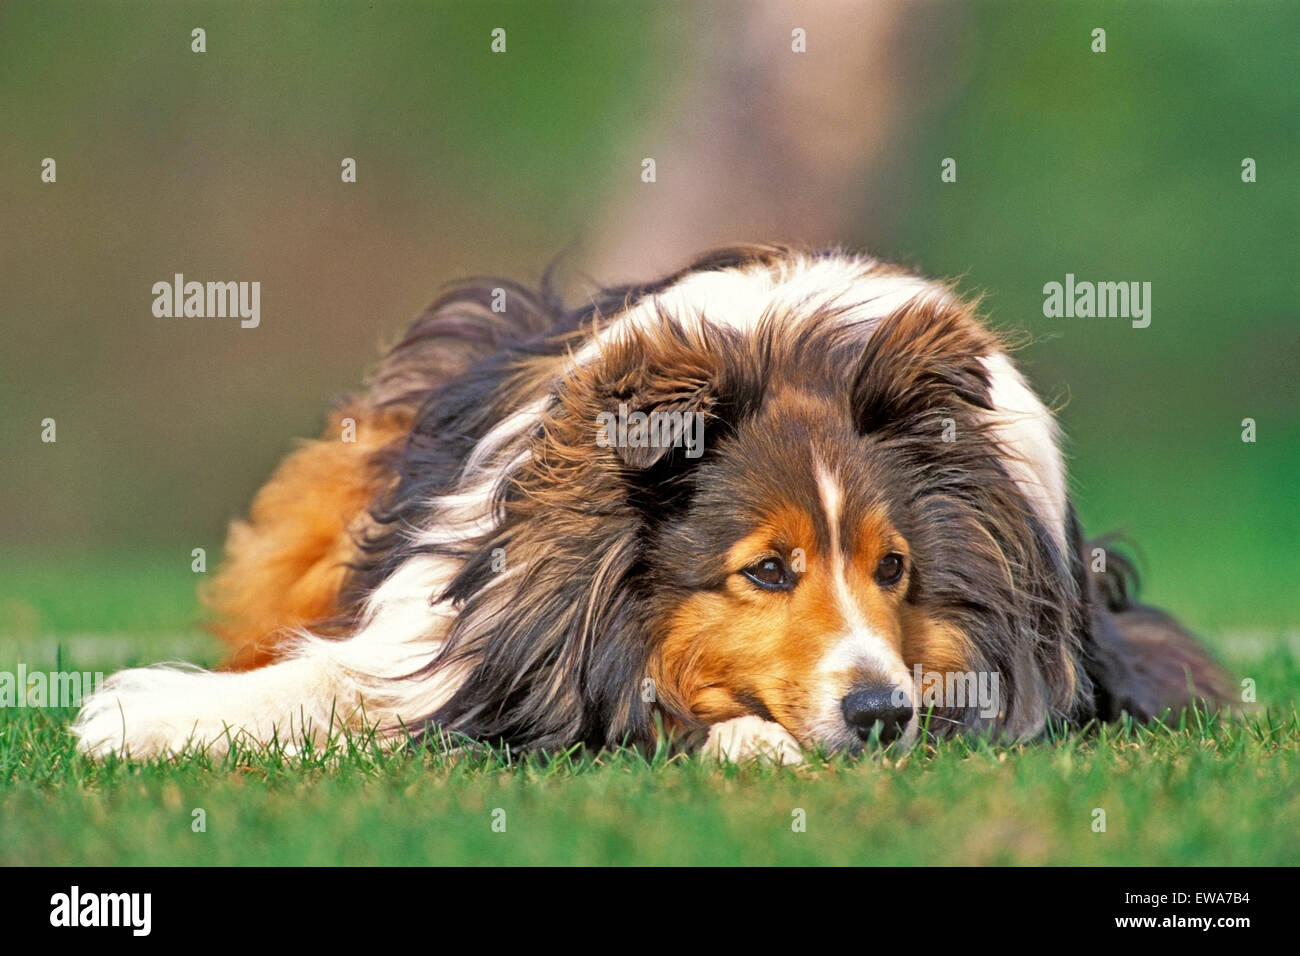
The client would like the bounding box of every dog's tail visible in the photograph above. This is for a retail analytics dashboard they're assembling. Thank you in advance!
[1081,539,1235,721]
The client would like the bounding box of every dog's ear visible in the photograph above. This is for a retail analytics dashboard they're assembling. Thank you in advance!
[850,295,998,434]
[600,347,716,470]
[583,319,764,471]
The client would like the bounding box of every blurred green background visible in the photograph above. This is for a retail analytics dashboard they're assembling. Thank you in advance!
[1,0,1295,649]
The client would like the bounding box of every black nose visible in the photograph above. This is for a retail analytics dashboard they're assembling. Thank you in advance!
[841,686,913,745]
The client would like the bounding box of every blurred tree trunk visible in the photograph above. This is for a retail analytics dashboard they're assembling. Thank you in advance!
[587,0,913,283]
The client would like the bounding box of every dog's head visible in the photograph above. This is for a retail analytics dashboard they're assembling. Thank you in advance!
[627,295,1083,753]
[428,250,1088,753]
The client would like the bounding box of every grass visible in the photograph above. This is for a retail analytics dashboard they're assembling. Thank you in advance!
[1,584,1298,865]
[3,696,1298,866]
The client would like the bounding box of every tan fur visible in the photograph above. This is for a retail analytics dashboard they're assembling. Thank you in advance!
[204,405,409,670]
[900,606,976,698]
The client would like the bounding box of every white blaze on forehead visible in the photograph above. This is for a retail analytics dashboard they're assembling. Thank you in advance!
[812,458,908,683]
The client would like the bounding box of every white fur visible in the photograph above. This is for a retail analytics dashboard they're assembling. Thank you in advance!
[704,715,804,765]
[576,260,932,362]
[74,555,467,758]
[979,353,1067,558]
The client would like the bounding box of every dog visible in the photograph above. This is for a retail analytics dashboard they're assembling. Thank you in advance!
[73,245,1231,762]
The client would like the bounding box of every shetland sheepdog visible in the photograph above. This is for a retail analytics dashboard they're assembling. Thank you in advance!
[74,246,1230,762]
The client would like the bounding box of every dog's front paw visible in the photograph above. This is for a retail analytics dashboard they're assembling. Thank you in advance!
[73,667,207,759]
[71,665,263,759]
[703,715,804,765]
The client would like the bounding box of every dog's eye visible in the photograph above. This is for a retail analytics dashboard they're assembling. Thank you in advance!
[875,552,905,587]
[741,557,795,591]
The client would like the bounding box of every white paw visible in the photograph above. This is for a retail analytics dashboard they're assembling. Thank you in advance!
[703,715,804,765]
[73,666,226,758]
[72,658,349,760]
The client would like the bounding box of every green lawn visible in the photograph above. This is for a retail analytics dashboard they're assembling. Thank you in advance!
[2,691,1297,866]
[1,560,1297,866]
